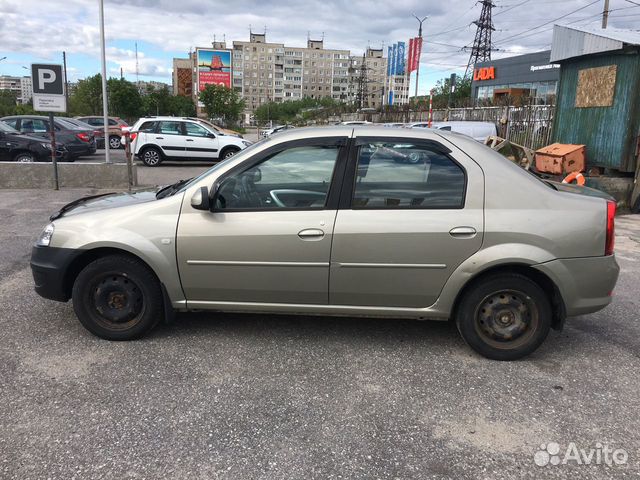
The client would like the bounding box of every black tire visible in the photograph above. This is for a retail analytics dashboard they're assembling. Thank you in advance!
[13,151,35,163]
[141,146,163,167]
[455,273,551,361]
[108,135,122,149]
[220,147,240,160]
[72,254,164,340]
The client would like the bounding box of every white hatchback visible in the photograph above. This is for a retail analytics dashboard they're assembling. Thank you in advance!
[129,117,251,166]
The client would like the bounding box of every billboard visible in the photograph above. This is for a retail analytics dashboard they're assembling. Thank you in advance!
[196,48,232,91]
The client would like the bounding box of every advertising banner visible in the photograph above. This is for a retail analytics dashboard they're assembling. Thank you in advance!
[408,38,415,73]
[390,43,397,76]
[396,41,406,75]
[387,46,393,76]
[196,48,232,91]
[412,37,423,72]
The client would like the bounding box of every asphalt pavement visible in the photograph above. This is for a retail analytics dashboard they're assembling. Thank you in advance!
[1,178,639,479]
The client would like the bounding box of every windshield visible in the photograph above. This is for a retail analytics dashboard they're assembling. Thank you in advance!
[0,122,19,133]
[174,140,268,194]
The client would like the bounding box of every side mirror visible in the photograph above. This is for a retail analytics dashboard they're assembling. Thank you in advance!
[190,186,211,211]
[207,132,216,138]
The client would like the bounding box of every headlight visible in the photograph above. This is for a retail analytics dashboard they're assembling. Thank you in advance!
[41,143,52,150]
[242,141,252,147]
[36,223,55,247]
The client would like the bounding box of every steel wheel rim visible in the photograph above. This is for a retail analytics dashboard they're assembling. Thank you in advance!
[224,150,236,159]
[474,289,539,350]
[109,137,121,149]
[17,154,34,163]
[144,150,160,165]
[90,273,144,330]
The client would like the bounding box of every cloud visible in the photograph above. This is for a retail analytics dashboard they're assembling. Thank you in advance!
[1,0,638,85]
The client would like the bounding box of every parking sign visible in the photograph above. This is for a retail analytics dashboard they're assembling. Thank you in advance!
[31,64,66,112]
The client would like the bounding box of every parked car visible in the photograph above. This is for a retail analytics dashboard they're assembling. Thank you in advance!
[340,120,372,125]
[0,121,68,162]
[76,116,129,149]
[60,117,105,148]
[30,126,619,360]
[0,115,96,159]
[185,118,243,138]
[261,124,295,137]
[128,116,252,166]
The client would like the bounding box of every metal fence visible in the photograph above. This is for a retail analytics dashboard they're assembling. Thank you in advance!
[333,104,556,150]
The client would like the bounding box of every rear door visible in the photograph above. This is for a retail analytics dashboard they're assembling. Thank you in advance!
[154,120,187,158]
[329,135,484,308]
[183,122,219,159]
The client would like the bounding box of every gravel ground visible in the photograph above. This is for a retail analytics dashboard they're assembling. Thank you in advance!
[0,182,639,479]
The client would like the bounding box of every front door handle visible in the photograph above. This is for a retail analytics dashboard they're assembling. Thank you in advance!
[155,136,164,139]
[449,226,477,238]
[186,139,194,142]
[298,228,325,240]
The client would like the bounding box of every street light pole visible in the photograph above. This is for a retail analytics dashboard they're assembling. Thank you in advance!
[98,0,111,164]
[412,14,428,99]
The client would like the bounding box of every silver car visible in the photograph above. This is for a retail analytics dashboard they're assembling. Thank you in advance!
[31,126,619,360]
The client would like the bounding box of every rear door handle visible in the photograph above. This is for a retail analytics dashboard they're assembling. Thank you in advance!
[449,226,477,238]
[298,228,325,240]
[186,139,194,142]
[156,136,164,139]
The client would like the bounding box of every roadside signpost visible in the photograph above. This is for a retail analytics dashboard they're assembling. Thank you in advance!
[31,63,67,190]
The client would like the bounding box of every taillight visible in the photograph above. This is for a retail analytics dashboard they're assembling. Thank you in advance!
[129,132,137,142]
[76,132,90,142]
[605,200,616,256]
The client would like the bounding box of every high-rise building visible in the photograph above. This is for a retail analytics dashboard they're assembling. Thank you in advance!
[0,75,33,104]
[173,33,398,118]
[20,76,32,104]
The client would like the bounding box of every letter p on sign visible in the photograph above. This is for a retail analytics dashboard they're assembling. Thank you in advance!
[31,64,64,95]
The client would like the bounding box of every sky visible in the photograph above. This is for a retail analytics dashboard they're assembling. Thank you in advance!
[0,0,639,95]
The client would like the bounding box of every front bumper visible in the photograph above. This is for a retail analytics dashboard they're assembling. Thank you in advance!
[533,255,620,317]
[30,245,81,302]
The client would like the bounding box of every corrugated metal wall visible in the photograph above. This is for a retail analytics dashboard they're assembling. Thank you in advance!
[552,51,640,172]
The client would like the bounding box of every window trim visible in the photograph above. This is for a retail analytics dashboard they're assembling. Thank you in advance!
[339,136,468,211]
[210,136,349,213]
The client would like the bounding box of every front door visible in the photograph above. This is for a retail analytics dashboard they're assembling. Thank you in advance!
[177,137,348,305]
[183,122,219,160]
[330,136,484,308]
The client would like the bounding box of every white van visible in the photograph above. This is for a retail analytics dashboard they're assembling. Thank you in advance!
[430,121,497,142]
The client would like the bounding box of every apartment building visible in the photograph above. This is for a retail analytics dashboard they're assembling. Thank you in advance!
[387,74,410,106]
[0,75,32,104]
[172,55,194,97]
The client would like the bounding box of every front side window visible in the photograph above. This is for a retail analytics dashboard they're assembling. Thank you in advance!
[353,142,465,209]
[88,118,104,126]
[217,144,340,210]
[158,121,182,135]
[184,122,210,137]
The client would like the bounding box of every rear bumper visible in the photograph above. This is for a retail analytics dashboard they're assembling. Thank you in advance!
[533,255,620,317]
[30,245,81,302]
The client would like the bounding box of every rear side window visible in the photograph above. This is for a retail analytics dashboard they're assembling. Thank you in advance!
[87,118,103,126]
[2,118,18,129]
[158,121,182,135]
[138,121,158,132]
[353,142,465,209]
[21,119,49,133]
[108,119,119,126]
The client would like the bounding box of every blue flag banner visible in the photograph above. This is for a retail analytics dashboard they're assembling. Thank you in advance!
[387,46,393,76]
[397,41,406,75]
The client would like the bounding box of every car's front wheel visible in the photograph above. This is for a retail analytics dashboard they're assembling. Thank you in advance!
[455,273,551,361]
[141,147,163,167]
[72,255,164,340]
[220,147,240,160]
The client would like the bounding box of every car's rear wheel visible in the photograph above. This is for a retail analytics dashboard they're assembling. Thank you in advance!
[14,152,35,163]
[455,273,551,360]
[72,255,163,340]
[141,147,162,167]
[109,135,122,149]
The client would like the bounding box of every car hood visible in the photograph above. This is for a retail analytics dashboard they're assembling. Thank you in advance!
[50,189,159,220]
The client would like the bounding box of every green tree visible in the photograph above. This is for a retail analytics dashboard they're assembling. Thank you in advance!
[141,85,172,116]
[167,95,195,117]
[69,74,103,115]
[199,84,245,124]
[425,75,472,109]
[0,90,18,116]
[108,78,142,120]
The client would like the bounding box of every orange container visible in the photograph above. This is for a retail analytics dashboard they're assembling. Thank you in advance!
[535,143,586,175]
